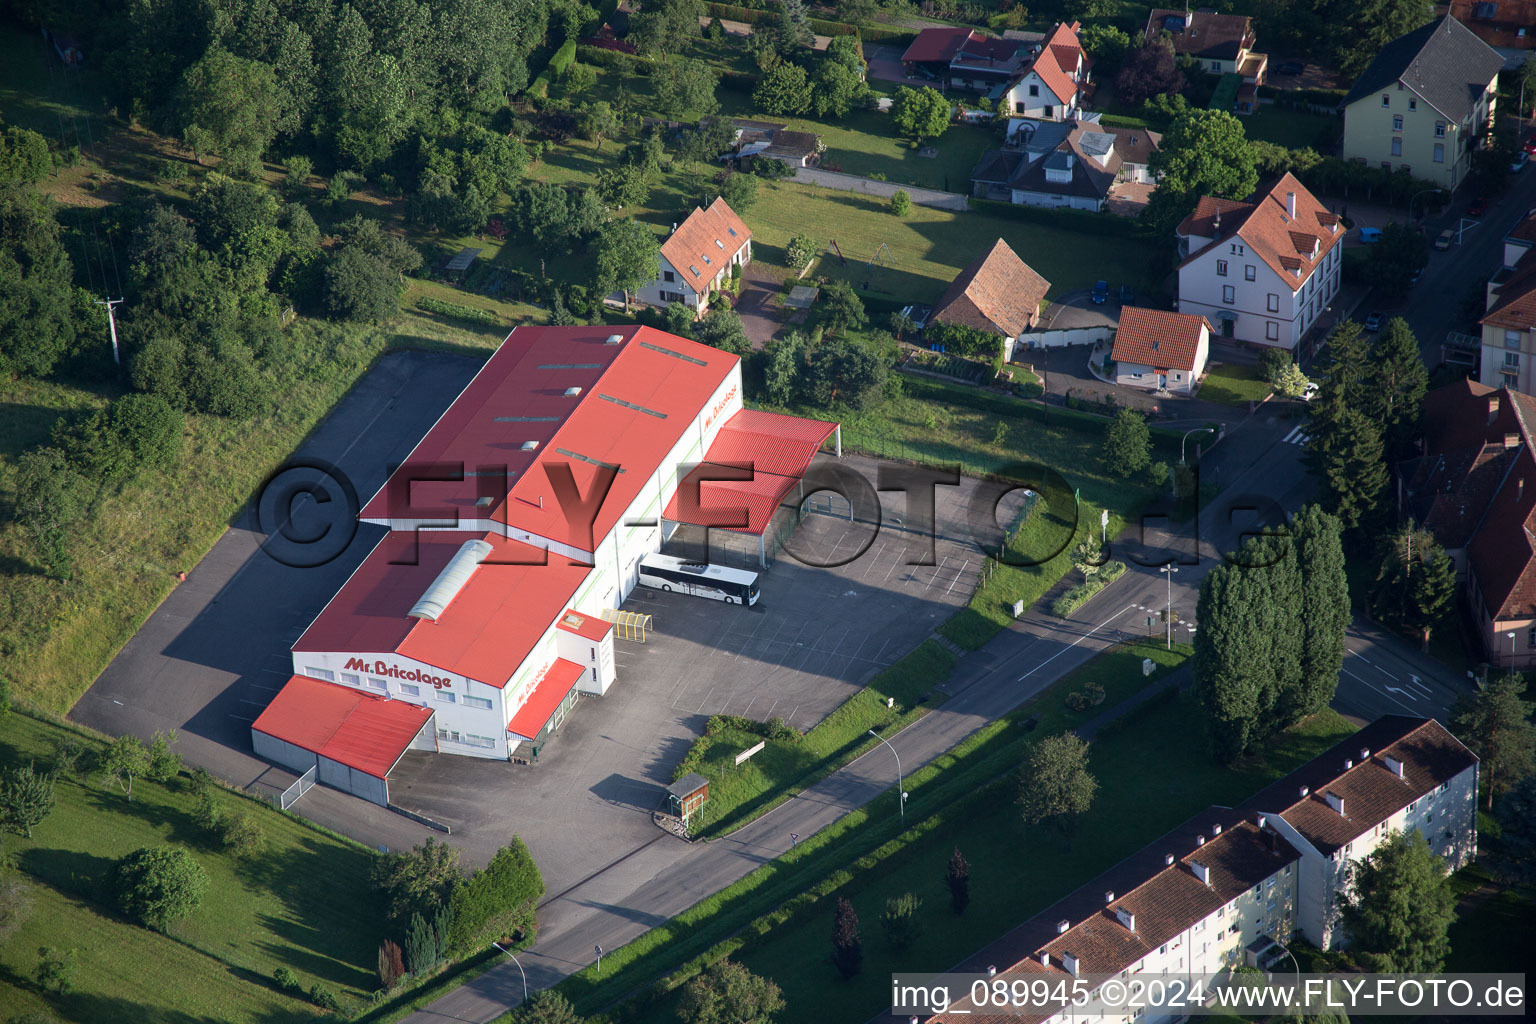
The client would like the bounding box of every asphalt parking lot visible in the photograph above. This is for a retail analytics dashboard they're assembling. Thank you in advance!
[389,453,1019,892]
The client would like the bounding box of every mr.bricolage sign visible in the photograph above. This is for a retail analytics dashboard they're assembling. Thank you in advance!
[343,657,453,690]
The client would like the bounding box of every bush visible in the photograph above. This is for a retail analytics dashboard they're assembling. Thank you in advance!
[785,233,818,271]
[115,846,208,932]
[446,838,544,952]
[283,155,313,197]
[273,966,302,992]
[881,892,923,950]
[1064,682,1107,712]
[889,189,912,216]
[309,983,341,1010]
[1147,461,1170,488]
[1256,347,1291,384]
[1049,561,1127,617]
[155,158,189,183]
[220,811,265,858]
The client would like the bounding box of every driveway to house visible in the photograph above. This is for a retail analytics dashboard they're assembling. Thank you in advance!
[864,43,912,85]
[696,13,832,50]
[792,166,970,211]
[735,261,792,348]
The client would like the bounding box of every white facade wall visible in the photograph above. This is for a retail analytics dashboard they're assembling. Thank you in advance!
[1263,761,1479,949]
[1178,240,1341,350]
[1010,187,1102,212]
[1005,73,1075,120]
[293,364,750,761]
[634,242,753,314]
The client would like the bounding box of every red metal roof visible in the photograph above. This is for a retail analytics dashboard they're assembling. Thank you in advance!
[900,25,978,63]
[557,608,611,641]
[293,530,591,687]
[664,408,839,535]
[507,658,584,741]
[360,325,739,552]
[252,675,433,779]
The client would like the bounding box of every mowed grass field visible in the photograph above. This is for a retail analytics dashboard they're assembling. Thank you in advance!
[614,684,1357,1024]
[0,714,386,1022]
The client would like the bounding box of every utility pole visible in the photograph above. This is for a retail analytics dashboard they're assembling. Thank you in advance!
[97,297,124,366]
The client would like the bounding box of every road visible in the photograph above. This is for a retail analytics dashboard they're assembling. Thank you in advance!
[1387,164,1536,370]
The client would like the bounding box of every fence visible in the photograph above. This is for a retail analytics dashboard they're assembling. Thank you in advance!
[279,764,316,810]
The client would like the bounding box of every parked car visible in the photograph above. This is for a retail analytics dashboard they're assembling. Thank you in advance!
[1512,151,1530,173]
[1524,136,1536,155]
[1468,197,1490,217]
[1092,280,1108,304]
[1357,227,1383,244]
[1434,228,1455,251]
[1119,284,1135,304]
[1363,311,1383,332]
[1278,60,1304,75]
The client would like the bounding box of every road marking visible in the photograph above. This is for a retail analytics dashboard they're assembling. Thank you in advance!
[1383,685,1419,701]
[1017,604,1135,682]
[1281,426,1309,446]
[946,561,969,595]
[1340,665,1417,715]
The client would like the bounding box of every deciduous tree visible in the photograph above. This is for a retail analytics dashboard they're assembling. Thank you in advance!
[1016,734,1098,831]
[1338,830,1455,971]
[889,86,951,144]
[753,60,813,116]
[115,845,208,931]
[1102,408,1150,477]
[1145,109,1257,234]
[101,735,150,800]
[655,59,719,119]
[516,988,584,1023]
[881,892,923,950]
[177,48,282,174]
[1114,38,1181,107]
[804,337,886,409]
[592,218,661,310]
[678,958,785,1023]
[819,280,867,334]
[0,763,55,838]
[1290,505,1349,715]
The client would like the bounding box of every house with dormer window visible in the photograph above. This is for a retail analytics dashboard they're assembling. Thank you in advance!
[999,21,1091,121]
[1175,174,1343,350]
[633,198,752,316]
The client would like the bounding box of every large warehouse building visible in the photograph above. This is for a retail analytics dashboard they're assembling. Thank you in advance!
[252,325,839,805]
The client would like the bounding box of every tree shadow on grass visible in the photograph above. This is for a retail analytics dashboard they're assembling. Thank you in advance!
[234,835,383,992]
[16,848,117,905]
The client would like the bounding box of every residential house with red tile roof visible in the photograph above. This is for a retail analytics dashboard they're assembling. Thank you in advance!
[1175,174,1344,350]
[929,238,1050,359]
[1000,21,1091,121]
[1445,0,1536,49]
[1404,380,1536,670]
[900,27,1029,90]
[1145,8,1267,110]
[923,717,1476,1024]
[1110,307,1213,393]
[634,197,752,315]
[1480,214,1536,394]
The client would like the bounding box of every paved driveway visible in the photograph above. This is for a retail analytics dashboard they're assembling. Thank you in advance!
[735,261,791,348]
[793,166,969,211]
[865,43,910,85]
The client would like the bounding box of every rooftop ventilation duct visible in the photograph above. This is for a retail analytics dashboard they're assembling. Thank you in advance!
[605,334,623,345]
[409,539,493,621]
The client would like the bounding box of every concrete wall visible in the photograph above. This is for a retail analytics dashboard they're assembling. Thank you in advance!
[1015,325,1113,349]
[1342,81,1493,192]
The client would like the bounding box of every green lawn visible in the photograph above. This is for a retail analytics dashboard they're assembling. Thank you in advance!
[680,640,956,836]
[0,713,387,1021]
[1243,105,1342,151]
[1199,361,1273,405]
[603,684,1356,1024]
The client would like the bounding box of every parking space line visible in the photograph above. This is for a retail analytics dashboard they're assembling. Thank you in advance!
[883,554,903,583]
[695,687,715,713]
[860,541,888,579]
[945,560,969,595]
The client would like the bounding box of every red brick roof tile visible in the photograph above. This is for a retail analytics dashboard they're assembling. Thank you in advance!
[1111,307,1211,371]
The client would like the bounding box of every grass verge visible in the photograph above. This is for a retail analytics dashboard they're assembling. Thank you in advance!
[1050,560,1128,617]
[1199,362,1273,406]
[0,711,386,1021]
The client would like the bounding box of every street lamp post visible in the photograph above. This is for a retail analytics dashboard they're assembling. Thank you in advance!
[491,942,529,1006]
[867,728,906,827]
[1159,565,1179,650]
[1180,426,1215,466]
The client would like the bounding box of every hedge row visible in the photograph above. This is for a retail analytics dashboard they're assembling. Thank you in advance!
[1049,560,1128,618]
[527,37,579,97]
[1095,112,1151,129]
[577,45,653,74]
[1256,84,1346,107]
[969,197,1149,239]
[416,296,502,325]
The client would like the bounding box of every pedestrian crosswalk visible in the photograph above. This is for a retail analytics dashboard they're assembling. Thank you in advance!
[1281,425,1310,446]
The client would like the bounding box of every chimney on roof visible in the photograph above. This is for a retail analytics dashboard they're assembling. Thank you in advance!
[1190,859,1211,884]
[1490,395,1502,423]
[1256,814,1267,829]
[1212,823,1223,835]
[1384,755,1405,778]
[1345,758,1354,770]
[1361,747,1371,761]
[1039,951,1050,967]
[1115,907,1137,932]
[1165,853,1175,866]
[1105,890,1115,904]
[1196,834,1206,846]
[1300,785,1310,798]
[1057,918,1070,934]
[1508,433,1522,450]
[1286,191,1297,218]
[1061,952,1080,976]
[1324,790,1345,815]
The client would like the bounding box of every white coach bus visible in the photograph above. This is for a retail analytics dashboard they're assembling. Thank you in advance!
[638,554,760,606]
